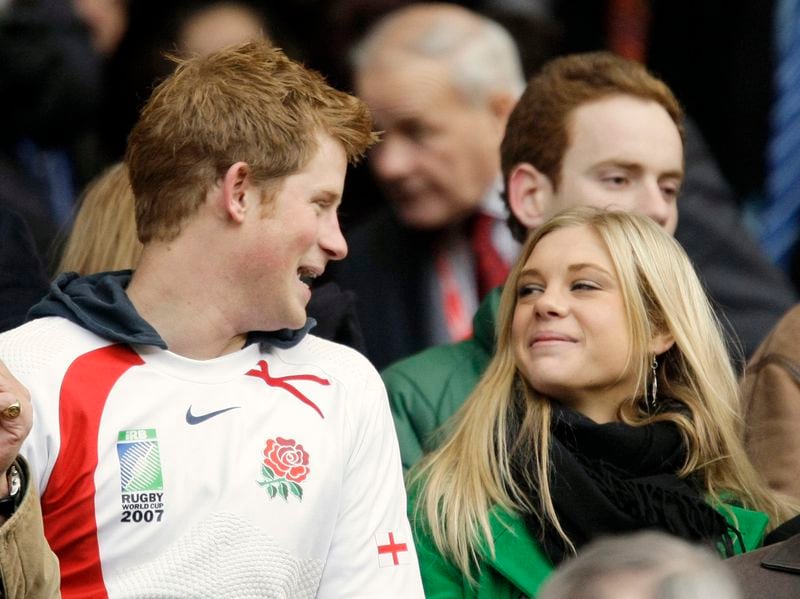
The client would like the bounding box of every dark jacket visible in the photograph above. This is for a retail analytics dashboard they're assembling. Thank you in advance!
[326,210,439,370]
[0,207,49,333]
[675,121,796,366]
[728,532,800,599]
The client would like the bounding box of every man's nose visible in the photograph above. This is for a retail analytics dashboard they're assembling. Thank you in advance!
[641,182,673,230]
[371,134,415,181]
[322,216,348,261]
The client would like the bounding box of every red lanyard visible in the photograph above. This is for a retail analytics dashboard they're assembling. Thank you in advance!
[434,251,472,342]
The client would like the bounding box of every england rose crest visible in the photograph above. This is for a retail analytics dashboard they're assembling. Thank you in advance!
[257,437,309,501]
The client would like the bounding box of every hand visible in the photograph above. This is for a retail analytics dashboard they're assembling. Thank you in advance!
[0,359,32,496]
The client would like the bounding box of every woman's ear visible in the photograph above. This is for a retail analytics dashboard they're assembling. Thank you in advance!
[649,330,675,357]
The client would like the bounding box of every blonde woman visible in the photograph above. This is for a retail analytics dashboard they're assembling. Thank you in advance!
[410,207,796,598]
[58,162,142,275]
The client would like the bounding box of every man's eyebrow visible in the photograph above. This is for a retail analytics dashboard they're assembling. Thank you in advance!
[315,190,342,201]
[592,160,684,180]
[592,159,642,172]
[659,169,684,181]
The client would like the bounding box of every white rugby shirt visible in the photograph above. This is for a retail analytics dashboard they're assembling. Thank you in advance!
[0,316,423,598]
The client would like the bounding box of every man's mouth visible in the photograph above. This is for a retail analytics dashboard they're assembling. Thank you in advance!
[298,267,319,287]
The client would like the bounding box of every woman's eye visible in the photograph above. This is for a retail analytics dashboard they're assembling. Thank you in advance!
[571,281,599,291]
[517,284,543,298]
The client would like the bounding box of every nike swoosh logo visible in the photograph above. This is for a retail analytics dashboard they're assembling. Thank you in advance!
[185,405,241,425]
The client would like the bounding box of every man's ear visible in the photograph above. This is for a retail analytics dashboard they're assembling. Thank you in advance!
[507,162,555,232]
[488,91,518,127]
[220,162,253,223]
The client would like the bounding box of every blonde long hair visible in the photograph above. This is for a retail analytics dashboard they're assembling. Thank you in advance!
[58,162,143,275]
[412,207,795,581]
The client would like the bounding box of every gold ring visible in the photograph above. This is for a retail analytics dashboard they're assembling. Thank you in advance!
[1,401,21,420]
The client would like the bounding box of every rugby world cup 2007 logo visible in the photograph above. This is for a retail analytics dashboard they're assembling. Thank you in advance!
[117,429,166,523]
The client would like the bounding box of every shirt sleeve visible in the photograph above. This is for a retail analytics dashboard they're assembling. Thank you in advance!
[315,367,424,598]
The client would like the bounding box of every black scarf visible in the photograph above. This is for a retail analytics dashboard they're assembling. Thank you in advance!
[511,400,736,564]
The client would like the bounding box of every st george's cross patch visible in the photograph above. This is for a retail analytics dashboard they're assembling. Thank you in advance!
[375,531,413,567]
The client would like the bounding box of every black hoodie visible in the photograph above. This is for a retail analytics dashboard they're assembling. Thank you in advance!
[28,270,313,351]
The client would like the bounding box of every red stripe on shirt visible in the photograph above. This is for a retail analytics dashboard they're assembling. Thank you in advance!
[42,344,144,599]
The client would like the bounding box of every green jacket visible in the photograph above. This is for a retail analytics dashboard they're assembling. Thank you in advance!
[382,289,501,470]
[412,499,769,599]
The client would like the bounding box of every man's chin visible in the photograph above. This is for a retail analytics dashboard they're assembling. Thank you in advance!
[268,302,308,333]
[287,309,308,331]
[395,204,459,231]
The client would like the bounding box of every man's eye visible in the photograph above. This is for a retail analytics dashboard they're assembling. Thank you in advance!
[602,175,628,186]
[661,184,680,199]
[313,197,335,209]
[399,121,433,143]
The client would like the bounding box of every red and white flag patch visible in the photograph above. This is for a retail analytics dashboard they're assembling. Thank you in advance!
[375,531,412,567]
